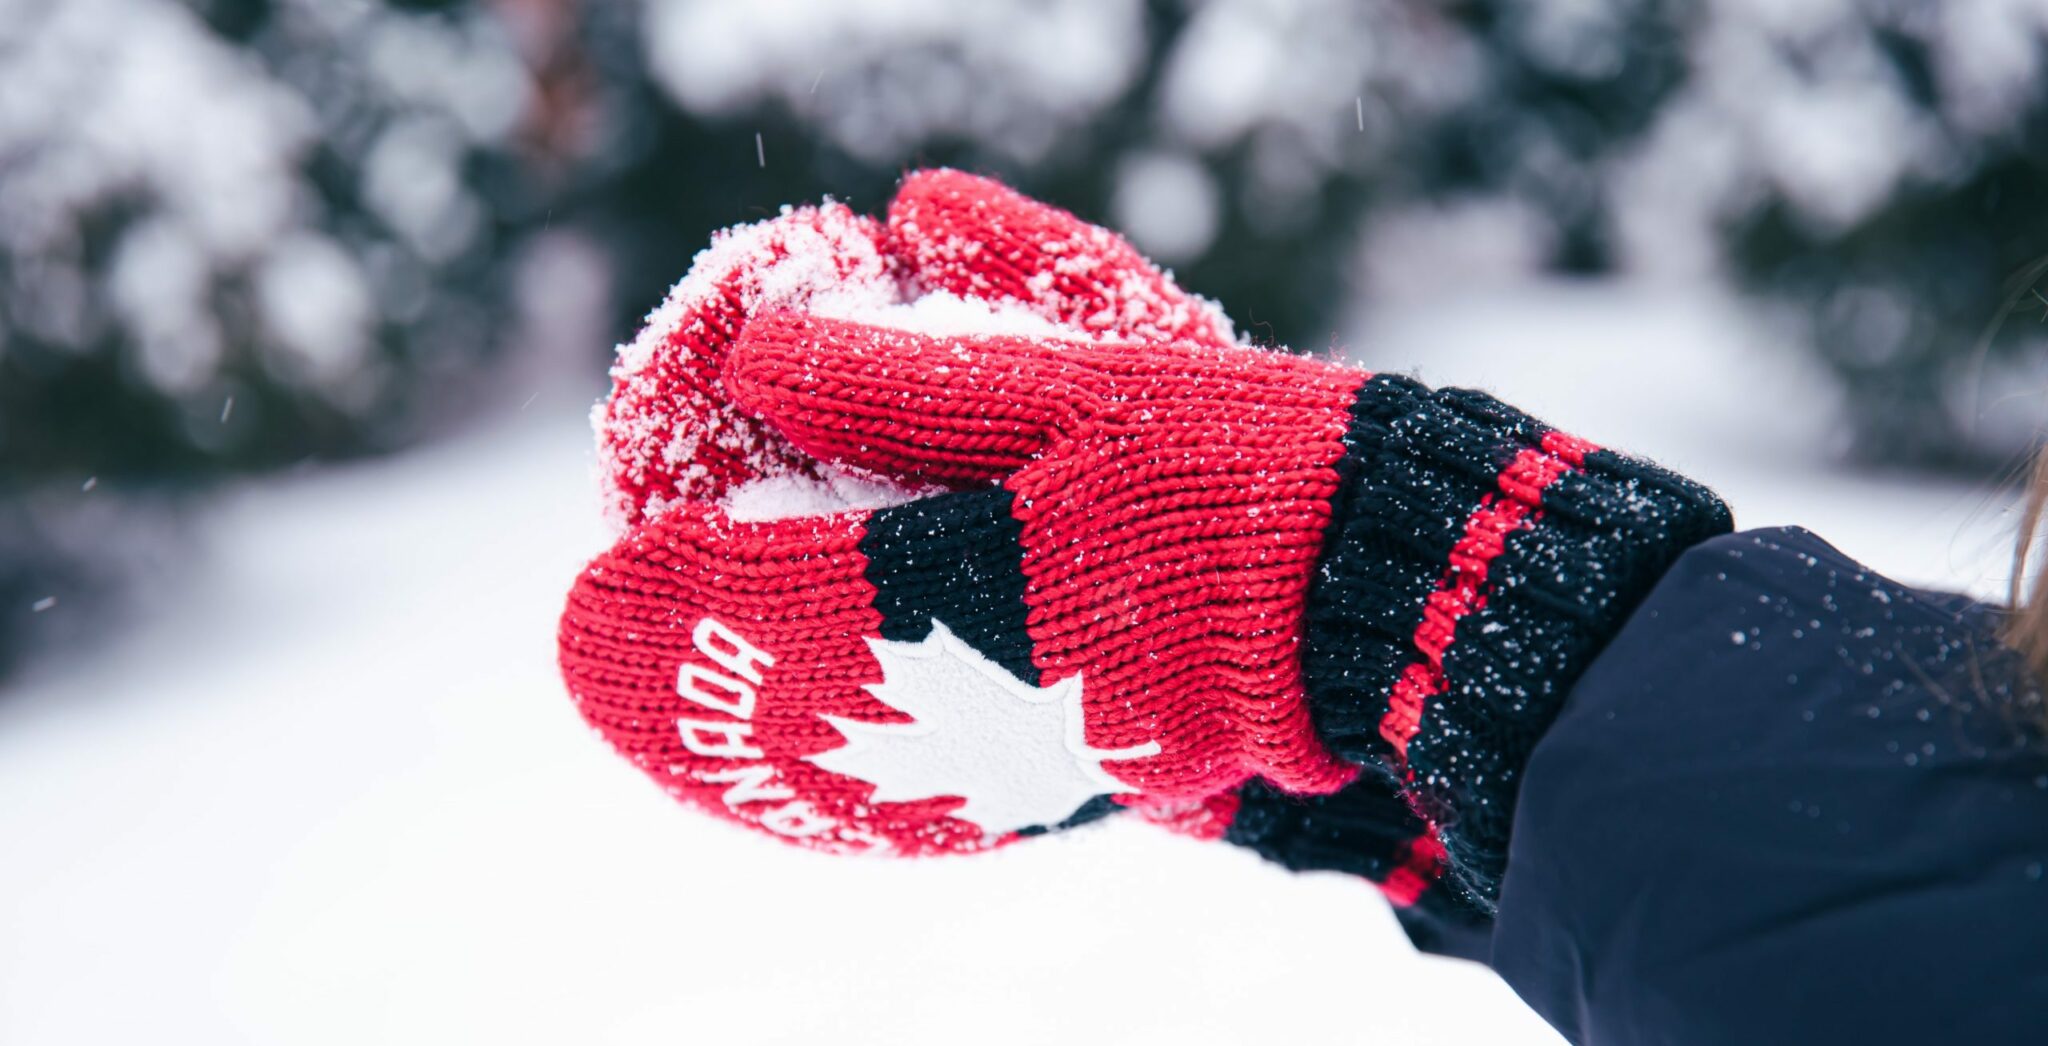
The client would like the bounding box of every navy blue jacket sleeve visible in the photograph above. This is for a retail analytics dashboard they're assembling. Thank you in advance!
[1489,527,2048,1045]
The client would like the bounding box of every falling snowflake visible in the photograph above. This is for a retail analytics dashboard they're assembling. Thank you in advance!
[808,619,1159,837]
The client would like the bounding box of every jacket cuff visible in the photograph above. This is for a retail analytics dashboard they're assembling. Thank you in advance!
[1302,374,1733,907]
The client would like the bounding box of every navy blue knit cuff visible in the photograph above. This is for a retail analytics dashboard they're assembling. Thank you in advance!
[1302,374,1733,907]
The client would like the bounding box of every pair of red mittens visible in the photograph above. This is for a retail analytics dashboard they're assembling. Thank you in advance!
[558,170,1729,918]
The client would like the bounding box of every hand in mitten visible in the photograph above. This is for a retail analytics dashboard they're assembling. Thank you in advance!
[560,220,1730,903]
[571,171,1474,921]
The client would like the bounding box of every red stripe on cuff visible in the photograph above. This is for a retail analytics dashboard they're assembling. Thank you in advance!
[1541,430,1597,468]
[1376,446,1583,763]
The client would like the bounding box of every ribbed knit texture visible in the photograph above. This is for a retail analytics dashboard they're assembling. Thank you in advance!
[1303,375,1734,906]
[561,485,1167,854]
[558,508,938,852]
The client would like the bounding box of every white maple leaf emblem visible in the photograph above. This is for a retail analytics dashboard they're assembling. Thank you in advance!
[807,619,1161,837]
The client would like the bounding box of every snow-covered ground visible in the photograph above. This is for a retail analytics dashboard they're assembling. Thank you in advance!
[0,284,2025,1045]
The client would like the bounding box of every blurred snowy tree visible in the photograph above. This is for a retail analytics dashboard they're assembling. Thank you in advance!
[1697,3,2048,468]
[621,0,2048,468]
[0,0,547,479]
[0,0,557,676]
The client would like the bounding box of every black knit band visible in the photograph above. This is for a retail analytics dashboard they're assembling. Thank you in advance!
[861,488,1037,682]
[861,488,1119,835]
[1302,376,1733,906]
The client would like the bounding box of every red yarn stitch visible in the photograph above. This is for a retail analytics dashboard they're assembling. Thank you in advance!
[597,205,892,524]
[560,511,1011,854]
[1377,827,1450,908]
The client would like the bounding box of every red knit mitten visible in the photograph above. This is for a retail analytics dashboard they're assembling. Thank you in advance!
[880,176,1479,933]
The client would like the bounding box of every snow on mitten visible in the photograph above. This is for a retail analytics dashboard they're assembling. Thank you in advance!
[594,202,898,525]
[559,306,1731,904]
[569,169,1464,905]
[594,167,1238,531]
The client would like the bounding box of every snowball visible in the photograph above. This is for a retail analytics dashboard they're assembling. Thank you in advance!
[809,288,1082,340]
[723,467,927,522]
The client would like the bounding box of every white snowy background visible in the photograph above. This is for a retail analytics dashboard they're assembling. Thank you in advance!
[3,0,2043,1043]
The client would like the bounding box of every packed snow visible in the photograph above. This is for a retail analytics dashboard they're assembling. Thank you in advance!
[811,286,1083,340]
[724,465,930,523]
